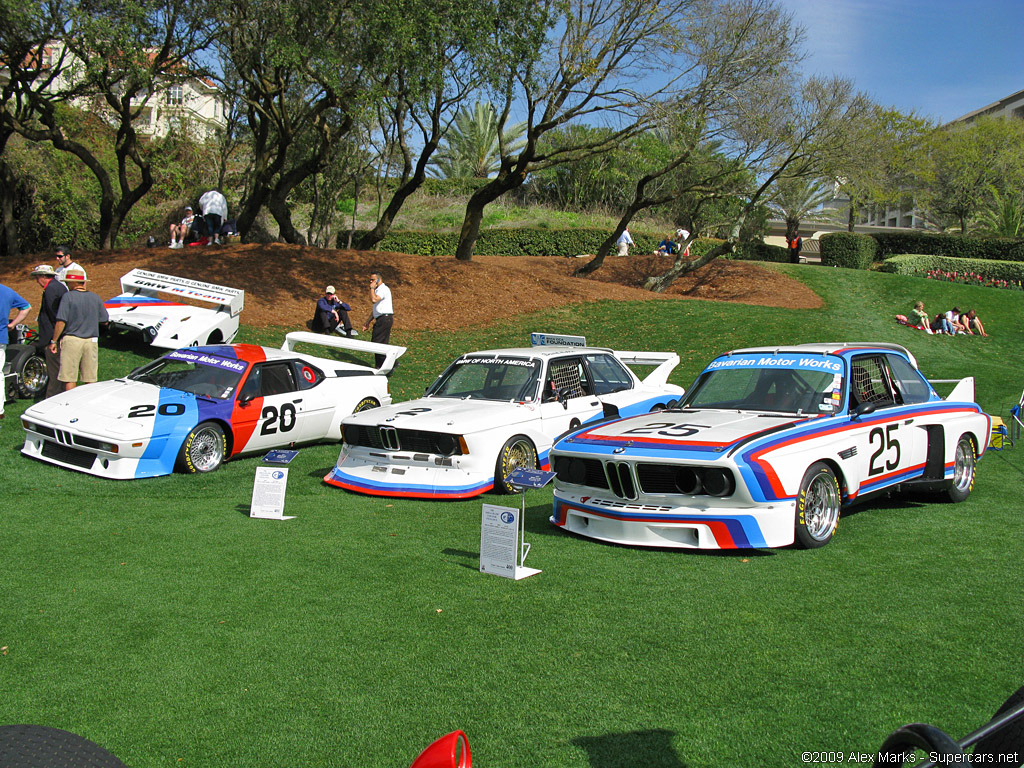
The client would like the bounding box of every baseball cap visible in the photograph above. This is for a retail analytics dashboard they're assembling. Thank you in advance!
[325,285,335,294]
[185,205,193,211]
[64,267,87,282]
[31,264,57,277]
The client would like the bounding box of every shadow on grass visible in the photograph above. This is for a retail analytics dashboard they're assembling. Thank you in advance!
[572,729,687,768]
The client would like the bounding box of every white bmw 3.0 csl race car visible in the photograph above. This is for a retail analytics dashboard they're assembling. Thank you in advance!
[549,343,990,549]
[104,269,244,349]
[324,333,685,499]
[21,333,404,479]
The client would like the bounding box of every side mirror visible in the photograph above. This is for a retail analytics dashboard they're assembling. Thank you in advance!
[238,393,255,408]
[409,730,471,768]
[557,386,572,410]
[852,400,876,419]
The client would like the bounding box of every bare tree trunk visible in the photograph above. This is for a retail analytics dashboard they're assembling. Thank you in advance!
[0,157,19,258]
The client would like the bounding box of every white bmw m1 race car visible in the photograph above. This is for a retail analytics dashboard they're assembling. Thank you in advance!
[104,269,244,349]
[324,333,685,499]
[549,343,991,549]
[21,333,405,479]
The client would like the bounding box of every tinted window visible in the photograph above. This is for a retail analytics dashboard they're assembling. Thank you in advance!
[585,354,633,395]
[293,361,324,391]
[886,354,932,404]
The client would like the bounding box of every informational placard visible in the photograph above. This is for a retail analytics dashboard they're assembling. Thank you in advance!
[250,466,295,520]
[263,449,299,465]
[480,504,541,580]
[530,332,587,347]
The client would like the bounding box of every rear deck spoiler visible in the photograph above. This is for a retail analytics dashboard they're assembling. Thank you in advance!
[613,350,680,388]
[117,269,244,317]
[281,332,407,375]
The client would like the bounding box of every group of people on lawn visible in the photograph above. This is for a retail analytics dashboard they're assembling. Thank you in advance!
[909,301,988,336]
[168,190,235,248]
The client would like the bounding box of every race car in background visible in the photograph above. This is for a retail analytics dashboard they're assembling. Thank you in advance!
[104,269,244,349]
[324,333,685,499]
[21,333,405,479]
[549,343,990,549]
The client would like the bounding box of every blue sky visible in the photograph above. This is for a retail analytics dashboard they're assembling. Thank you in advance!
[778,0,1024,123]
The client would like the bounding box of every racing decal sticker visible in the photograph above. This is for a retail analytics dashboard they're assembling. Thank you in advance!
[105,296,185,309]
[703,353,843,375]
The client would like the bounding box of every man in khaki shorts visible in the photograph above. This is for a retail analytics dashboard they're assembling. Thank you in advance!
[49,268,108,390]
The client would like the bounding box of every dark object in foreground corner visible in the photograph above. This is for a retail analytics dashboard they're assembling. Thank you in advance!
[873,686,1024,767]
[0,724,130,768]
[0,726,470,768]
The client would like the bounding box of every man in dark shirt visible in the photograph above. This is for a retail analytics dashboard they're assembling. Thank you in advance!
[30,264,68,398]
[49,268,108,391]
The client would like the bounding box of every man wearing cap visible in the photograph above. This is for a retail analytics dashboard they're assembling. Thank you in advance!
[313,286,355,337]
[169,205,196,249]
[1,282,31,418]
[30,264,68,398]
[54,245,83,285]
[50,268,108,391]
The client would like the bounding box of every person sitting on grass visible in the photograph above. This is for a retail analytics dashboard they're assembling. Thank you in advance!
[960,309,988,337]
[911,301,930,330]
[945,306,967,334]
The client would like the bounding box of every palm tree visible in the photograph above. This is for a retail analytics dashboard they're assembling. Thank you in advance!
[429,101,527,179]
[976,186,1024,237]
[769,177,836,241]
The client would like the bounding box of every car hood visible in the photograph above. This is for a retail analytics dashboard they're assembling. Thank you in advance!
[343,396,541,433]
[24,379,171,436]
[561,408,808,454]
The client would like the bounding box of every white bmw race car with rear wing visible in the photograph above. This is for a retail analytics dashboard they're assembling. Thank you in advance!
[104,269,244,349]
[324,333,685,499]
[21,333,404,479]
[549,343,991,549]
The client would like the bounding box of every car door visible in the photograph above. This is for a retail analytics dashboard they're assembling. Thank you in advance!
[539,356,604,436]
[234,360,316,452]
[847,353,929,495]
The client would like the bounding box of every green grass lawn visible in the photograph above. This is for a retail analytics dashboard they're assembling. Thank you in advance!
[2,264,1022,767]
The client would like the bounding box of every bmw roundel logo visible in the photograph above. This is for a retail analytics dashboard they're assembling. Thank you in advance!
[500,511,515,524]
[70,418,79,423]
[272,471,285,480]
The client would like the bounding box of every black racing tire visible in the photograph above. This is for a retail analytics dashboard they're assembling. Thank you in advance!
[177,422,226,474]
[494,435,538,494]
[972,685,1024,765]
[794,462,841,549]
[16,352,48,398]
[946,434,976,503]
[353,396,380,413]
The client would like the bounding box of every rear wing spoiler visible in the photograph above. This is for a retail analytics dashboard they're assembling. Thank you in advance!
[118,269,244,317]
[930,376,976,403]
[613,350,680,388]
[281,332,407,375]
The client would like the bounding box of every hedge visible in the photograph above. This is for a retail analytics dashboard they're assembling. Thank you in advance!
[732,240,791,263]
[880,254,1024,286]
[820,232,878,269]
[873,231,1024,262]
[343,228,718,259]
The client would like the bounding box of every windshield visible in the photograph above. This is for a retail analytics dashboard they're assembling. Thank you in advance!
[129,349,248,400]
[426,356,541,402]
[683,354,845,415]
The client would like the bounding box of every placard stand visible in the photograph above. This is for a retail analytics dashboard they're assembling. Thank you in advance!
[250,449,299,520]
[479,468,555,580]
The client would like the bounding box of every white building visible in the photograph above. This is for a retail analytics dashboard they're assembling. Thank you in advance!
[1,43,227,142]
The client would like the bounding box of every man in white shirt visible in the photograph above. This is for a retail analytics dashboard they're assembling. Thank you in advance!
[615,228,634,257]
[362,272,393,368]
[54,246,84,284]
[199,190,228,244]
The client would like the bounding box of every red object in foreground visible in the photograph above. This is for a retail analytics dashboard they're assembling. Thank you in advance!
[409,730,471,768]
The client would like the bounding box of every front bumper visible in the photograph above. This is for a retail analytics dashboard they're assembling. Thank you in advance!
[324,448,494,499]
[550,490,796,549]
[21,421,172,479]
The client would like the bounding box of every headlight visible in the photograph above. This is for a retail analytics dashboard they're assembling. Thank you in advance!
[701,468,735,497]
[434,434,460,456]
[674,467,702,495]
